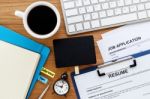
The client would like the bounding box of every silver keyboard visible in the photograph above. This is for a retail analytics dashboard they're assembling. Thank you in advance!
[60,0,150,35]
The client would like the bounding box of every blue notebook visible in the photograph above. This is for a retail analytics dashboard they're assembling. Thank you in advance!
[0,26,50,98]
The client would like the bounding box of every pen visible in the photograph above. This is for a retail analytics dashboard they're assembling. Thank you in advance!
[38,84,51,99]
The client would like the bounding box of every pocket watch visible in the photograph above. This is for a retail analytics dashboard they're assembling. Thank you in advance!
[53,72,70,96]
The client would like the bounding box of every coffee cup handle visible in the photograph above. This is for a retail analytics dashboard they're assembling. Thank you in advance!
[15,10,24,18]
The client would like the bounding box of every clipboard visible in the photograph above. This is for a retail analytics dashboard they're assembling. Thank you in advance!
[71,50,150,99]
[0,26,50,98]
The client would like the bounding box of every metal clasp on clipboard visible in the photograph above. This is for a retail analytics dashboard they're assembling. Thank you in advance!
[97,56,137,77]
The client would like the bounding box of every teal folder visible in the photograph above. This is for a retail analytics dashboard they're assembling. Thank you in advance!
[0,26,50,98]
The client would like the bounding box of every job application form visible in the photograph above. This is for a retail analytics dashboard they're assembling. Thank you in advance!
[97,22,150,62]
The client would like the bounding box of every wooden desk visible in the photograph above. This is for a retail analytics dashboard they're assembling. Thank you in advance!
[0,0,116,99]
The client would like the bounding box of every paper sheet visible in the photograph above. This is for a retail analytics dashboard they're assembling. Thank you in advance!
[97,22,150,62]
[101,22,150,39]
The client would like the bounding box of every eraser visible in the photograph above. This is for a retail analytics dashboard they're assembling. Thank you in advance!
[38,75,48,84]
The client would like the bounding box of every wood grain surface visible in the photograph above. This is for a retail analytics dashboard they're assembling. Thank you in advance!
[0,0,117,99]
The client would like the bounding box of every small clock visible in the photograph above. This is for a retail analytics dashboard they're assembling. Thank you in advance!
[53,73,70,96]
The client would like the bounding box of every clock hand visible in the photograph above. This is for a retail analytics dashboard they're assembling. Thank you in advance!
[56,84,63,88]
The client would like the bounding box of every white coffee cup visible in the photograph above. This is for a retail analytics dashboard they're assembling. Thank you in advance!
[15,1,61,39]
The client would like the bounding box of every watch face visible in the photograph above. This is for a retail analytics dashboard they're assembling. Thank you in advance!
[54,79,69,95]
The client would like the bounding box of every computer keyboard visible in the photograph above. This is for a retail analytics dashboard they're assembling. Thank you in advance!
[60,0,150,35]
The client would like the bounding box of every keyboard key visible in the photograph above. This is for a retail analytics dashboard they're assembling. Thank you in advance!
[138,11,147,19]
[67,15,83,24]
[64,1,75,9]
[107,9,114,16]
[91,0,98,4]
[75,0,83,7]
[66,9,78,17]
[84,14,91,21]
[125,0,132,5]
[79,7,86,14]
[92,12,99,19]
[101,13,138,26]
[114,8,122,15]
[109,2,117,8]
[133,0,140,4]
[94,4,101,11]
[68,25,76,32]
[102,3,109,9]
[76,23,83,31]
[91,20,100,28]
[130,5,137,12]
[141,0,148,2]
[145,3,150,9]
[99,11,106,18]
[147,10,150,17]
[117,0,124,6]
[122,7,129,13]
[137,4,145,11]
[99,0,106,2]
[83,22,91,29]
[63,0,72,2]
[83,0,90,5]
[86,6,94,12]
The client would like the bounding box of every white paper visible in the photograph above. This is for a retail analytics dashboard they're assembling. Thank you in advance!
[74,54,150,99]
[97,22,150,62]
[101,22,150,39]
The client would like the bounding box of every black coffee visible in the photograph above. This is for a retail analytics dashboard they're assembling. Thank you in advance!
[27,5,57,35]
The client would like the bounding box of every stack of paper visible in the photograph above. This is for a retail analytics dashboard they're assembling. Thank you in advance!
[97,22,150,62]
